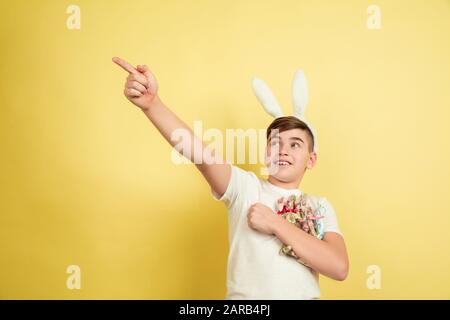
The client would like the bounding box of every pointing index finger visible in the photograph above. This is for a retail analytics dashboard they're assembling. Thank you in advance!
[112,56,138,74]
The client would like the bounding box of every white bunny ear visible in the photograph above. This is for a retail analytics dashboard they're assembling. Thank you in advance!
[252,77,284,118]
[292,69,308,119]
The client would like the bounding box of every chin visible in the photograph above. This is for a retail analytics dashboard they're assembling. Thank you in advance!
[269,167,299,182]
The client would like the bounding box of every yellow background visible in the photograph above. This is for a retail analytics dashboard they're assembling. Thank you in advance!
[1,0,449,299]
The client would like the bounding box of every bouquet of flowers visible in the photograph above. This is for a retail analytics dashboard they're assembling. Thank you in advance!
[276,194,325,265]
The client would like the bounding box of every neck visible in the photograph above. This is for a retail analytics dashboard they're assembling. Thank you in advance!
[267,175,301,190]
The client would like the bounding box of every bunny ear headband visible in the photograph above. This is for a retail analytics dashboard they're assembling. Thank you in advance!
[252,70,318,152]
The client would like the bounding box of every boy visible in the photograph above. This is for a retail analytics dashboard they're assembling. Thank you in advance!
[112,56,349,299]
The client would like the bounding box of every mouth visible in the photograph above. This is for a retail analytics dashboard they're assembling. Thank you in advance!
[273,159,292,166]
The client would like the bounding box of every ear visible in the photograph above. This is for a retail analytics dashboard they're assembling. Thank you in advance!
[252,77,284,118]
[306,151,317,170]
[292,69,308,119]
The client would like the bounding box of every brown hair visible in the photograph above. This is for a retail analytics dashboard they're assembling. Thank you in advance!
[266,116,315,152]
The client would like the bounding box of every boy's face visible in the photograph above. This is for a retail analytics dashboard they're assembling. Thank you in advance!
[265,128,317,184]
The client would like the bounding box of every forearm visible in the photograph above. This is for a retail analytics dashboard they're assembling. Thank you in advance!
[273,218,348,280]
[141,96,230,196]
[141,96,207,163]
[141,96,192,147]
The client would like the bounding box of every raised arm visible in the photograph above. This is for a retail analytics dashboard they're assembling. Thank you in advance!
[112,56,230,197]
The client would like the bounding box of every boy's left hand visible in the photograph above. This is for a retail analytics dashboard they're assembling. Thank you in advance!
[247,203,281,235]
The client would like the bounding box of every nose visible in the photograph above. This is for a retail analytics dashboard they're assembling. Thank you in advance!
[278,143,288,156]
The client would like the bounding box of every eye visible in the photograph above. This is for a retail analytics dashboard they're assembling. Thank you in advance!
[291,142,301,148]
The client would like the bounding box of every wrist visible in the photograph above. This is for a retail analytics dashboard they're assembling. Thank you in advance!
[271,215,286,236]
[141,94,162,112]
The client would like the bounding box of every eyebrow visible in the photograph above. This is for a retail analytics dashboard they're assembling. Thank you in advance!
[269,136,304,144]
[289,137,304,144]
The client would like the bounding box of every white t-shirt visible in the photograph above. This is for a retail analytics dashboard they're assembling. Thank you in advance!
[212,165,342,300]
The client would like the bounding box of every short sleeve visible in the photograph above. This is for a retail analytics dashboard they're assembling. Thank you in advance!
[319,197,343,236]
[211,165,259,210]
